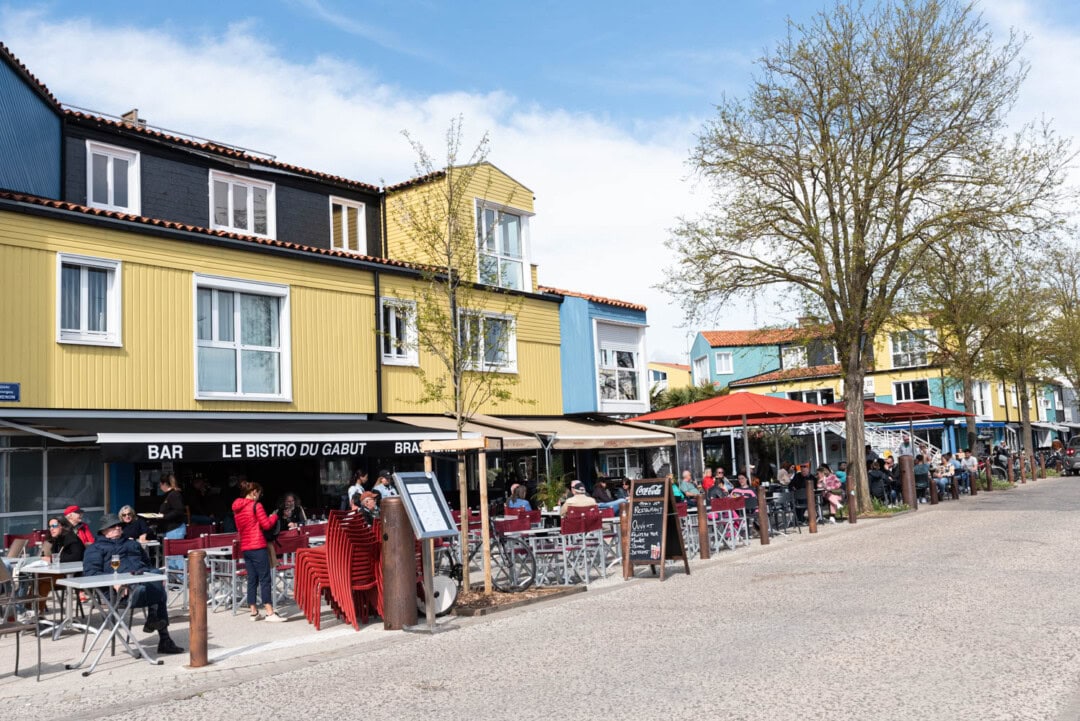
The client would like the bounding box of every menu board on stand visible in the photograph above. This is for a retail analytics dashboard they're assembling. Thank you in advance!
[625,478,689,581]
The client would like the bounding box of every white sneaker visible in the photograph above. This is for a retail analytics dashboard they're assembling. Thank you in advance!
[264,612,287,623]
[16,611,34,624]
[828,517,836,524]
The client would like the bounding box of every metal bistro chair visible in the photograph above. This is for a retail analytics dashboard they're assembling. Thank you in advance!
[770,489,801,535]
[675,502,700,558]
[0,559,47,681]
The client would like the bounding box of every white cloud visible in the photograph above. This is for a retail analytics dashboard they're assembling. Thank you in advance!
[0,7,719,363]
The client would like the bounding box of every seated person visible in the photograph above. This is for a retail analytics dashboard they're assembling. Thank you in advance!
[278,493,308,529]
[82,514,183,655]
[678,470,701,500]
[41,516,85,563]
[714,467,732,493]
[867,461,893,504]
[612,478,630,501]
[816,466,844,522]
[119,505,155,542]
[65,505,95,546]
[913,454,931,502]
[729,473,757,500]
[935,453,954,498]
[358,491,381,525]
[591,479,627,514]
[559,480,598,516]
[705,480,727,501]
[836,462,848,486]
[701,468,715,493]
[506,483,532,511]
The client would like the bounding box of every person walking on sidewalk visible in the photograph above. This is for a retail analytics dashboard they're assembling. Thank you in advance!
[232,481,286,623]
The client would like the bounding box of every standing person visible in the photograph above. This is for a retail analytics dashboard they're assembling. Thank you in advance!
[896,434,915,458]
[343,469,367,510]
[64,505,95,546]
[158,474,186,542]
[358,491,380,525]
[232,481,286,623]
[373,471,398,498]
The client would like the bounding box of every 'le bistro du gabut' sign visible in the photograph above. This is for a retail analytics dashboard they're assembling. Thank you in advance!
[108,440,426,463]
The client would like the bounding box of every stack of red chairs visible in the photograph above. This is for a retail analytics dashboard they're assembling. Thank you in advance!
[294,512,343,629]
[327,513,381,630]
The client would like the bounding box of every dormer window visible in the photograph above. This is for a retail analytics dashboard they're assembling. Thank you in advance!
[476,202,529,291]
[330,197,366,253]
[86,141,140,215]
[209,170,275,238]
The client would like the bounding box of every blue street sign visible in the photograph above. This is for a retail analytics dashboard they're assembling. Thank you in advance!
[0,383,20,402]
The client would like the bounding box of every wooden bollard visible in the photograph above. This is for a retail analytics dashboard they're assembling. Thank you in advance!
[984,456,993,491]
[806,477,818,534]
[380,497,417,630]
[756,486,770,546]
[950,475,960,500]
[1039,454,1046,479]
[187,550,208,668]
[621,503,630,580]
[1008,454,1016,485]
[969,465,977,497]
[899,455,916,509]
[696,494,710,560]
[929,473,939,504]
[1019,453,1027,483]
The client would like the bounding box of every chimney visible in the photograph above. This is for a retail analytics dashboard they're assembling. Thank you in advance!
[120,109,146,128]
[797,316,816,327]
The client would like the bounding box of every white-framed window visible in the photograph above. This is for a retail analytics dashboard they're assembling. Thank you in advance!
[788,389,835,405]
[459,311,516,372]
[781,345,807,370]
[599,347,641,402]
[953,388,964,404]
[330,196,366,253]
[56,253,122,346]
[209,170,275,238]
[194,275,291,400]
[379,297,417,366]
[86,140,140,215]
[476,202,529,291]
[890,330,932,369]
[692,356,709,385]
[893,379,930,404]
[715,351,733,375]
[972,381,991,418]
[601,449,641,479]
[863,377,876,396]
[650,369,669,391]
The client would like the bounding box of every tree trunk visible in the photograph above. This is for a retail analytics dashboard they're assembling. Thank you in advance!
[457,452,470,593]
[1017,373,1033,456]
[843,358,872,514]
[962,374,977,453]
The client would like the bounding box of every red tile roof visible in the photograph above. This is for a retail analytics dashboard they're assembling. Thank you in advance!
[0,42,62,110]
[537,286,647,312]
[729,364,842,386]
[385,170,447,192]
[701,327,830,347]
[0,190,426,272]
[65,111,381,193]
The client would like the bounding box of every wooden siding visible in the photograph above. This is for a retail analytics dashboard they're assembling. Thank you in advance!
[0,211,377,412]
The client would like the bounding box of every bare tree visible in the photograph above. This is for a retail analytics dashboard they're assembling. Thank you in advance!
[389,118,528,590]
[1042,244,1080,417]
[665,0,1070,512]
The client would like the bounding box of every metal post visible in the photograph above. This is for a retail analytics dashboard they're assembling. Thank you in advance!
[696,494,710,560]
[806,476,818,534]
[899,455,915,509]
[380,497,417,630]
[421,539,436,630]
[187,550,208,668]
[756,485,770,546]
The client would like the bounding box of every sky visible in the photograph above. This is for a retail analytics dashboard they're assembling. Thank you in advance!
[3,0,1080,363]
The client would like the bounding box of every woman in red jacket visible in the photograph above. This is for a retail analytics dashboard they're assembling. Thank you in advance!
[232,481,286,622]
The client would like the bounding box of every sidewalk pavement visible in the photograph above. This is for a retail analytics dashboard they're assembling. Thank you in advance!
[0,485,1017,719]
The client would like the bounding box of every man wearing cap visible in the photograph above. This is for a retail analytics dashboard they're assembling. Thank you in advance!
[65,505,95,546]
[560,480,598,517]
[358,491,381,525]
[82,514,183,655]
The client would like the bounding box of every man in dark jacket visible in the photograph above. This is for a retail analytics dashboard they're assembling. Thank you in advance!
[82,514,183,654]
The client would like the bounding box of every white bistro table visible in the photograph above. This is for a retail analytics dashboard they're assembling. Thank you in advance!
[18,560,88,639]
[58,572,166,676]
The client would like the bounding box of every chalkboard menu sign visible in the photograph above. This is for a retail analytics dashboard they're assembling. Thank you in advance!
[626,478,689,581]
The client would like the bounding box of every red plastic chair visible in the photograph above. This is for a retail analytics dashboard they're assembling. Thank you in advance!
[185,524,214,540]
[163,537,205,610]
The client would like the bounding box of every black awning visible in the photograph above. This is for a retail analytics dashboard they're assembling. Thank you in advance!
[4,416,474,463]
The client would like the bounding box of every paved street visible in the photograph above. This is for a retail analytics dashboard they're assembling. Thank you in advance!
[6,478,1080,721]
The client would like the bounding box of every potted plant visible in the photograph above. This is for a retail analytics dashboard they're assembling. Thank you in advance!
[534,475,567,512]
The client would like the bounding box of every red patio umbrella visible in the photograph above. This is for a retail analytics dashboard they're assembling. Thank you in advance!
[632,392,842,478]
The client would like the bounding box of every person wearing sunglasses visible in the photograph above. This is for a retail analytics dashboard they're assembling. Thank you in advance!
[41,516,85,563]
[118,505,155,542]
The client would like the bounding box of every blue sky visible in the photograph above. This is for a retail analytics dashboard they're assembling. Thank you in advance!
[4,1,1080,362]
